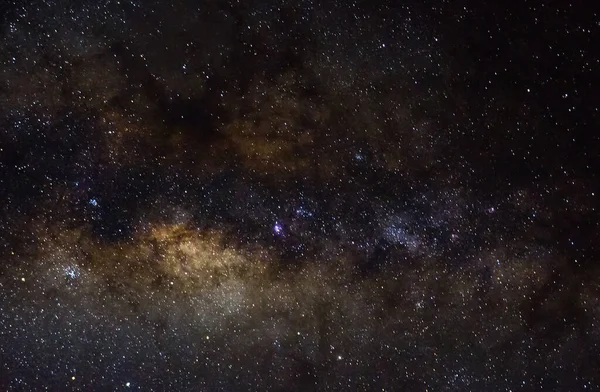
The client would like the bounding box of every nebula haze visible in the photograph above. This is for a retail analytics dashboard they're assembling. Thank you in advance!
[0,0,599,390]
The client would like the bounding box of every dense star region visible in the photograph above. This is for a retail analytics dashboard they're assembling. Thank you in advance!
[0,0,599,390]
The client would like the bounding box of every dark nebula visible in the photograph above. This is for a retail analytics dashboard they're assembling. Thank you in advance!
[0,0,599,390]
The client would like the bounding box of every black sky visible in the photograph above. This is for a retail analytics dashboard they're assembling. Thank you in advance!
[0,0,599,391]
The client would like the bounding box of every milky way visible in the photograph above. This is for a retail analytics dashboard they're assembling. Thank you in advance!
[0,0,599,390]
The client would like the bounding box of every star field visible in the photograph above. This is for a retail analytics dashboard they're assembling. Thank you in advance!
[0,0,599,390]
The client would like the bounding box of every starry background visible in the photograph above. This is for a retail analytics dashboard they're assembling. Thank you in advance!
[0,0,599,390]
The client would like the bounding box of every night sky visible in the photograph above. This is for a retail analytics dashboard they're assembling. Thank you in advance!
[0,0,599,390]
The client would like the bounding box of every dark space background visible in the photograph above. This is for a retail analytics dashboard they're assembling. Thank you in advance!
[0,0,598,390]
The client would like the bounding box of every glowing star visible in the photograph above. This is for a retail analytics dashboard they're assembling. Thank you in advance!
[125,382,131,387]
[89,198,98,207]
[273,222,283,235]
